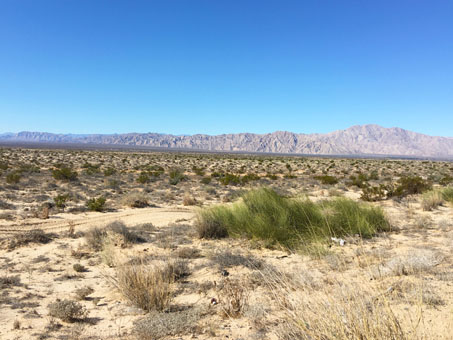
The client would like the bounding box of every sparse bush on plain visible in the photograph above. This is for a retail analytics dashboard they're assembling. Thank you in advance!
[52,166,78,181]
[6,171,21,184]
[86,196,106,212]
[169,168,186,185]
[314,175,338,185]
[8,229,54,249]
[48,299,87,322]
[421,190,444,211]
[121,192,149,208]
[115,262,174,311]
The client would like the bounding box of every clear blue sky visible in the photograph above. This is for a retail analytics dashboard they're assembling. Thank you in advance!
[1,1,452,136]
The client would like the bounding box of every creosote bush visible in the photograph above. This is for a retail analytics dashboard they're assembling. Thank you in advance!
[196,188,390,249]
[121,192,149,208]
[86,196,106,212]
[52,166,78,181]
[48,299,87,322]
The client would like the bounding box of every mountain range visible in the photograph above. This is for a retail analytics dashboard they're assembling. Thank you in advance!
[1,125,452,159]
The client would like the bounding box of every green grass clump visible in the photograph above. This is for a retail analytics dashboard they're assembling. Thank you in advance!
[441,187,453,203]
[196,188,390,249]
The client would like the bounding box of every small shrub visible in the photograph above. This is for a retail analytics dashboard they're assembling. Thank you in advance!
[54,194,70,209]
[182,193,197,206]
[169,168,186,185]
[218,279,249,318]
[314,175,338,185]
[52,167,78,181]
[74,286,94,301]
[0,275,21,288]
[121,192,149,208]
[8,229,53,249]
[6,171,21,184]
[441,187,453,203]
[73,264,87,273]
[103,167,116,176]
[133,309,201,339]
[421,190,444,211]
[200,176,211,184]
[86,196,106,212]
[115,262,174,311]
[390,176,432,198]
[48,299,87,322]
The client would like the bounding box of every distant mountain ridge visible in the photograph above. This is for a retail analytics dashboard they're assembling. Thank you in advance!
[1,125,452,158]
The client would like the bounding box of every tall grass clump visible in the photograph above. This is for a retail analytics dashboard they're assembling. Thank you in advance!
[441,187,453,203]
[421,190,444,211]
[196,188,390,249]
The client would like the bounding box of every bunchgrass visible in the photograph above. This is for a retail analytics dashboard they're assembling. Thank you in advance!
[196,188,390,249]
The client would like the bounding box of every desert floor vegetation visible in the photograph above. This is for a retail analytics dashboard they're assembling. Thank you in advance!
[0,146,452,339]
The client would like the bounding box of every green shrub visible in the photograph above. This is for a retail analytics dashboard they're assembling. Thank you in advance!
[360,185,388,202]
[52,167,78,181]
[314,175,338,185]
[6,171,21,184]
[390,176,432,198]
[54,194,70,209]
[200,176,211,184]
[137,172,151,184]
[196,188,390,249]
[82,162,101,175]
[169,169,186,185]
[103,167,117,176]
[219,173,241,186]
[86,196,106,212]
[441,187,453,203]
[0,162,8,171]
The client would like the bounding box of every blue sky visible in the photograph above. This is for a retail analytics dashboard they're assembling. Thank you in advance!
[1,1,452,136]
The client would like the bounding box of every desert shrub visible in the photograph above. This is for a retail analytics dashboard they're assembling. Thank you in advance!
[74,286,94,301]
[0,275,21,288]
[241,173,261,184]
[85,221,140,251]
[73,264,87,273]
[182,193,197,206]
[137,172,151,184]
[6,171,21,184]
[200,176,211,184]
[48,299,87,322]
[115,262,174,311]
[54,194,70,209]
[196,188,390,249]
[192,166,205,176]
[314,175,338,185]
[169,168,186,185]
[421,190,444,211]
[121,192,149,208]
[217,279,249,318]
[133,309,201,339]
[86,196,106,212]
[219,173,241,186]
[103,167,116,176]
[8,229,54,249]
[52,166,78,181]
[360,184,388,201]
[390,176,432,198]
[85,227,106,251]
[82,162,101,175]
[441,187,453,203]
[267,173,278,180]
[0,161,8,171]
[439,175,453,186]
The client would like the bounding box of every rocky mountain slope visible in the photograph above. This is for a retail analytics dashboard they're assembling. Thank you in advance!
[1,125,452,158]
